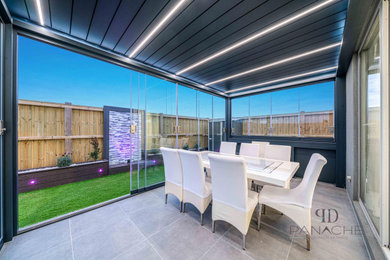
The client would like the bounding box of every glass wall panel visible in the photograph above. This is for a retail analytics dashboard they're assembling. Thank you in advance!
[271,88,299,136]
[145,75,176,187]
[299,82,334,137]
[360,15,380,232]
[178,85,198,150]
[250,93,271,136]
[231,82,334,138]
[231,97,249,136]
[17,36,131,227]
[213,96,226,151]
[0,22,3,246]
[198,91,212,151]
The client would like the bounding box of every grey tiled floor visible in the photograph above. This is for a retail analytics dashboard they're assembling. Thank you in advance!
[0,179,369,260]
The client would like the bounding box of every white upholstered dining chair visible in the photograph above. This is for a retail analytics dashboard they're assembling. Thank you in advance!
[208,154,259,250]
[251,141,269,157]
[264,144,291,161]
[258,153,327,251]
[219,141,237,155]
[239,143,260,157]
[161,147,183,212]
[178,150,212,225]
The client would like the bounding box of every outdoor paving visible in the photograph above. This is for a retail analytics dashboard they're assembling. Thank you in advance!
[0,178,369,260]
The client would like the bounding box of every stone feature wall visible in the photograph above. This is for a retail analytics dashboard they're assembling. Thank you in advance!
[108,110,141,165]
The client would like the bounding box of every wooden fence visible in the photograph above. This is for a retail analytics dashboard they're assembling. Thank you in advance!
[235,111,334,137]
[18,100,210,170]
[18,100,104,170]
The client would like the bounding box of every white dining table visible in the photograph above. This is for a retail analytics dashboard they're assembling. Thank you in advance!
[200,151,300,189]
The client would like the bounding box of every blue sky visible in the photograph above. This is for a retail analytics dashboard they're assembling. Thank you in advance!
[18,36,333,119]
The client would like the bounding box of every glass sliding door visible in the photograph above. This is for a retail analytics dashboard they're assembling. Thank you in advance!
[250,93,271,136]
[271,88,299,136]
[198,91,212,151]
[177,85,197,151]
[360,14,381,233]
[231,97,249,136]
[144,75,176,187]
[17,36,132,227]
[212,96,226,151]
[0,21,4,248]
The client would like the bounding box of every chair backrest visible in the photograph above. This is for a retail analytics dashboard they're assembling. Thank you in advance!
[178,150,208,197]
[219,141,237,155]
[160,147,182,185]
[294,153,327,208]
[264,144,291,161]
[251,141,269,157]
[239,143,260,157]
[208,154,248,211]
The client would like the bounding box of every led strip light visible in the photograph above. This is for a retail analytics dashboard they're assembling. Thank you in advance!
[35,0,44,25]
[129,0,187,58]
[226,66,338,93]
[205,42,342,86]
[176,0,336,75]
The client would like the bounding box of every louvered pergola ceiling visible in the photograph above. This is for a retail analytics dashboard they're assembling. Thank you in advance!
[5,0,348,96]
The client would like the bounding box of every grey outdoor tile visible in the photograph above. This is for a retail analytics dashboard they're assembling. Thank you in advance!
[70,203,127,239]
[223,224,292,260]
[201,239,252,260]
[0,220,70,260]
[20,241,73,260]
[113,240,162,260]
[127,201,184,237]
[149,216,219,260]
[288,235,369,260]
[72,217,146,260]
[184,203,231,237]
[118,191,162,215]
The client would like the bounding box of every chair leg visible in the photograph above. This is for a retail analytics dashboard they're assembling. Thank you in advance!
[165,194,168,204]
[242,234,246,250]
[212,220,215,233]
[257,204,262,231]
[180,201,183,212]
[183,203,186,213]
[201,213,204,226]
[306,234,311,251]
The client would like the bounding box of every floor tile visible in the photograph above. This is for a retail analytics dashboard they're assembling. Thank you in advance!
[0,220,70,260]
[201,239,252,260]
[113,240,161,260]
[127,202,184,237]
[149,216,219,260]
[72,217,146,260]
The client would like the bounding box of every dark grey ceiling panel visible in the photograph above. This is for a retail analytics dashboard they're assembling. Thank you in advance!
[50,0,72,33]
[4,0,29,19]
[173,1,347,75]
[113,0,171,54]
[87,0,121,44]
[100,0,145,50]
[144,0,251,66]
[5,0,349,94]
[135,0,219,61]
[71,0,97,39]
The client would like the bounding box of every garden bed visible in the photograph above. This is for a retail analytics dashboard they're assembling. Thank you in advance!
[18,160,109,193]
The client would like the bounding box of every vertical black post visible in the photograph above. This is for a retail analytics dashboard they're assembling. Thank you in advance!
[3,24,17,241]
[225,97,231,141]
[335,76,346,188]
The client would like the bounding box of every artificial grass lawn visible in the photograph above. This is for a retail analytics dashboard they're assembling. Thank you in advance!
[18,165,165,228]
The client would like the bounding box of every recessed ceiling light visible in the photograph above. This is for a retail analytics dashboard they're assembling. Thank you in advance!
[226,66,338,93]
[176,0,336,75]
[35,0,44,26]
[205,42,342,86]
[129,0,187,58]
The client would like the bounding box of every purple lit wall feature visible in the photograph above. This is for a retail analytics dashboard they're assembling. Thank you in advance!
[98,168,104,174]
[152,160,156,164]
[109,111,141,165]
[29,179,37,185]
